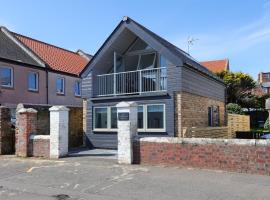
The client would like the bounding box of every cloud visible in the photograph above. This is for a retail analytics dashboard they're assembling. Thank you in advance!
[172,3,270,60]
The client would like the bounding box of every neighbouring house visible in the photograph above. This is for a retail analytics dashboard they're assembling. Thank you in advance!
[81,17,226,149]
[200,59,230,73]
[0,26,91,115]
[258,72,270,94]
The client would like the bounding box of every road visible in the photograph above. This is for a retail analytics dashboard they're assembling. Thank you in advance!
[0,153,269,200]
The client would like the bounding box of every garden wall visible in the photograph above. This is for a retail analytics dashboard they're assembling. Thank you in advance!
[133,137,270,175]
[227,114,250,138]
[184,127,229,138]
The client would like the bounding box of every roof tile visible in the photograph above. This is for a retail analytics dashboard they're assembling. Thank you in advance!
[200,59,229,73]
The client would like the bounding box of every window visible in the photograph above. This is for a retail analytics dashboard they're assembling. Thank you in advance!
[139,53,156,70]
[93,107,117,131]
[28,72,38,91]
[0,67,13,87]
[208,106,213,127]
[74,81,81,96]
[93,104,166,132]
[56,77,65,94]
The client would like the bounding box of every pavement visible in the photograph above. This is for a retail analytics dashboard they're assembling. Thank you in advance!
[0,150,269,200]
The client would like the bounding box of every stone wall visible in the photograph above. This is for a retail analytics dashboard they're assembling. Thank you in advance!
[184,127,229,138]
[227,114,250,138]
[29,135,50,158]
[133,137,270,175]
[175,92,226,137]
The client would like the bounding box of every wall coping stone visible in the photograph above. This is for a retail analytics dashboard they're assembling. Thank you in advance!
[135,137,270,147]
[30,135,50,140]
[17,108,37,114]
[49,106,70,112]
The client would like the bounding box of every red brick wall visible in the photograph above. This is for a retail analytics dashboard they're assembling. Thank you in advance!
[133,138,270,175]
[29,136,50,158]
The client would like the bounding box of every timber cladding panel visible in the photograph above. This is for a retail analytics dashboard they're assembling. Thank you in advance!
[227,114,250,138]
[133,138,270,175]
[175,92,226,137]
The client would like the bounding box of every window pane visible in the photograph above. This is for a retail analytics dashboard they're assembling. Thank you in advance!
[129,39,148,52]
[138,106,144,129]
[57,78,64,93]
[74,81,81,96]
[111,107,117,129]
[147,105,164,129]
[0,68,12,86]
[125,55,139,71]
[160,55,167,68]
[28,72,38,90]
[94,108,107,129]
[139,53,155,69]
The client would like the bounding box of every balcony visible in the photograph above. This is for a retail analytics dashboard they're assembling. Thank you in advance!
[96,67,167,97]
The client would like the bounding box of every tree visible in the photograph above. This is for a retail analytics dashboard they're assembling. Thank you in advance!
[216,71,256,108]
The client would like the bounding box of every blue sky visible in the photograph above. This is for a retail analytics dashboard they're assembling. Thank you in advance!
[1,0,270,78]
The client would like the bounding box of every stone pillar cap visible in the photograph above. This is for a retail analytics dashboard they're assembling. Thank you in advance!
[17,108,37,114]
[49,105,70,111]
[266,98,270,110]
[116,101,137,108]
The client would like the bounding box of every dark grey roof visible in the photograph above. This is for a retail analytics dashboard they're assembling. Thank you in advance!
[128,17,223,83]
[0,29,42,66]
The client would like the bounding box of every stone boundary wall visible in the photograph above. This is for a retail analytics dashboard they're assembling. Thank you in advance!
[29,135,50,158]
[133,137,270,175]
[184,127,229,138]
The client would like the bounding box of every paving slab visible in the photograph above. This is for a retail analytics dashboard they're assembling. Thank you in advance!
[0,155,269,200]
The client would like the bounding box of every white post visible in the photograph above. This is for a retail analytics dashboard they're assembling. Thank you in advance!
[49,106,69,159]
[266,98,270,126]
[116,101,137,164]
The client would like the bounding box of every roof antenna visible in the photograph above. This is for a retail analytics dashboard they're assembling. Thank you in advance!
[123,16,128,21]
[187,36,198,54]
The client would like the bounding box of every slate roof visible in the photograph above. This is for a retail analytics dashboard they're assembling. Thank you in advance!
[200,59,229,73]
[13,32,90,76]
[0,29,42,66]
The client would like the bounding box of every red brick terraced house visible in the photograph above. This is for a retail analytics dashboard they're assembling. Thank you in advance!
[0,26,91,116]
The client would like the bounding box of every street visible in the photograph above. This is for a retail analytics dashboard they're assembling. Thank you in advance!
[0,154,269,200]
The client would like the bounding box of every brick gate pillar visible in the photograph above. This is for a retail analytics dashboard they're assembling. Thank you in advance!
[49,106,69,159]
[16,108,37,157]
[116,101,137,164]
[0,106,12,154]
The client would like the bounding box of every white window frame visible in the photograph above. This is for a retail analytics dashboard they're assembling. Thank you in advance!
[93,106,118,132]
[0,66,13,88]
[56,77,65,95]
[28,71,39,91]
[74,80,81,97]
[93,104,166,133]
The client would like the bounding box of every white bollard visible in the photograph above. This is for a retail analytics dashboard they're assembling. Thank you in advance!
[116,101,137,164]
[49,106,69,159]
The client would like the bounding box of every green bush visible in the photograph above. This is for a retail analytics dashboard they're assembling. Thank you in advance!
[264,117,270,129]
[226,103,243,114]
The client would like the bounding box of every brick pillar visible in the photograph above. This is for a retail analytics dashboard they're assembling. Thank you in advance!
[0,106,11,154]
[116,101,137,164]
[15,108,37,157]
[49,106,69,159]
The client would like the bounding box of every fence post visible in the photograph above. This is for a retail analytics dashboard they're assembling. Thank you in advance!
[15,108,37,157]
[49,106,69,159]
[116,101,137,164]
[266,98,270,126]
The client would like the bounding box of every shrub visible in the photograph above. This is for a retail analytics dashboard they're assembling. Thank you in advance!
[226,103,243,114]
[264,117,270,129]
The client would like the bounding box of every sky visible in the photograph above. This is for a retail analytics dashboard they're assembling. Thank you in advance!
[1,0,270,79]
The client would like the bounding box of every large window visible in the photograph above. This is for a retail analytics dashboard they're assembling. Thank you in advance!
[93,104,166,132]
[56,77,65,94]
[28,72,38,91]
[74,81,81,96]
[93,107,117,131]
[0,67,13,87]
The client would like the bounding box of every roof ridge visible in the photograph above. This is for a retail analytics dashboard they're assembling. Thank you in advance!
[12,31,84,57]
[200,58,228,62]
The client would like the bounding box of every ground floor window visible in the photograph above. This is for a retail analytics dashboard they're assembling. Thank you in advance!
[93,104,166,132]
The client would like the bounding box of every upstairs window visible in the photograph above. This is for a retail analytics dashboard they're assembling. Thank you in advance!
[74,81,81,96]
[0,67,13,87]
[28,72,38,91]
[56,77,65,94]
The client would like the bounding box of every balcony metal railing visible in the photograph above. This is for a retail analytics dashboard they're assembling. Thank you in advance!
[97,67,167,96]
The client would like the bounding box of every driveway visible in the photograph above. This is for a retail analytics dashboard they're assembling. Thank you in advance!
[0,154,269,200]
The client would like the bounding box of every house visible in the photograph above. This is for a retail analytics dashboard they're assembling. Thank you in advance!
[0,26,91,115]
[200,59,229,73]
[258,72,270,94]
[81,17,226,149]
